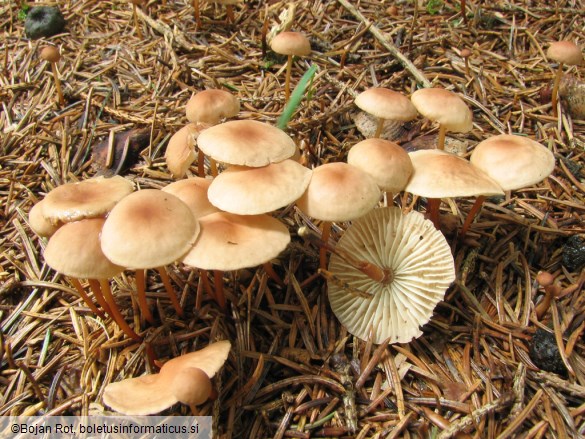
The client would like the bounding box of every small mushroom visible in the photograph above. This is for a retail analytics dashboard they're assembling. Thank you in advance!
[547,41,584,116]
[270,31,311,102]
[40,46,64,107]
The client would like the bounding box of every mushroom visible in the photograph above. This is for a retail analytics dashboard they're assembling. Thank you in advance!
[296,162,381,269]
[100,190,200,322]
[327,207,455,344]
[347,138,413,203]
[354,88,418,138]
[197,120,296,168]
[534,271,562,320]
[182,212,291,308]
[28,200,60,238]
[162,177,220,219]
[184,89,240,176]
[461,134,555,239]
[164,123,203,179]
[207,159,312,215]
[270,31,311,102]
[40,45,64,106]
[546,41,584,116]
[103,340,231,415]
[410,88,472,151]
[404,149,503,229]
[44,218,141,341]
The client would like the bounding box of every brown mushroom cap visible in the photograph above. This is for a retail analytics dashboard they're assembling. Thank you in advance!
[169,367,212,407]
[100,189,200,269]
[354,88,418,122]
[271,31,311,57]
[28,200,60,237]
[165,123,207,178]
[185,89,240,125]
[347,139,414,193]
[162,177,219,218]
[410,88,473,132]
[296,162,381,222]
[197,120,296,167]
[547,41,584,66]
[182,212,290,271]
[40,46,60,63]
[207,159,312,215]
[44,218,123,279]
[42,176,134,224]
[405,149,504,198]
[328,207,455,344]
[470,134,555,191]
[103,341,230,415]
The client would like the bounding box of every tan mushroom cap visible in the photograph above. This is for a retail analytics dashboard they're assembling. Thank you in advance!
[103,341,230,415]
[347,139,414,193]
[410,88,473,132]
[165,123,208,178]
[328,207,455,344]
[470,134,555,191]
[296,162,381,222]
[40,46,60,63]
[44,218,124,279]
[170,367,212,407]
[182,212,290,271]
[405,149,504,198]
[197,120,296,167]
[271,31,311,57]
[185,89,240,125]
[29,200,60,237]
[208,159,312,215]
[547,41,584,66]
[100,189,200,269]
[42,176,134,224]
[354,88,418,122]
[162,177,219,218]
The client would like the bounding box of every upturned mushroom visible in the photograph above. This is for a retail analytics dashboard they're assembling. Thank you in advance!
[103,340,231,415]
[270,31,311,102]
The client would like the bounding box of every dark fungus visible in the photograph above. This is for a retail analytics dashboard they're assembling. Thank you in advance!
[25,6,66,40]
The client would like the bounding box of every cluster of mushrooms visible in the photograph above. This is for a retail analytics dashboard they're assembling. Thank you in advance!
[29,35,577,415]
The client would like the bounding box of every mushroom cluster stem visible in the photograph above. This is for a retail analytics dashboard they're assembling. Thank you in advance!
[284,55,293,102]
[69,278,105,318]
[99,279,142,341]
[374,118,385,138]
[156,266,184,317]
[551,63,564,117]
[437,125,447,150]
[135,269,155,324]
[459,195,486,240]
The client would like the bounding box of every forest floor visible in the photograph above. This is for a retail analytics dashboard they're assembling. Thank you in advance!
[1,0,585,438]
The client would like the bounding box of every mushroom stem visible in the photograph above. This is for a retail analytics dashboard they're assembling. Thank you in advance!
[459,195,485,240]
[551,62,564,117]
[427,198,441,229]
[374,118,386,138]
[99,279,142,341]
[86,279,113,316]
[156,266,184,317]
[213,270,226,310]
[209,158,219,177]
[319,221,332,270]
[263,262,284,286]
[49,62,64,106]
[197,150,205,177]
[437,125,447,150]
[226,5,235,23]
[193,0,201,27]
[135,269,155,324]
[69,278,105,318]
[199,269,215,301]
[132,4,143,39]
[284,54,293,102]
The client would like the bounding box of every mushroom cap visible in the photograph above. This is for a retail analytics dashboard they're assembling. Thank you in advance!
[328,207,455,344]
[354,88,418,122]
[40,45,60,63]
[185,89,240,125]
[347,139,414,193]
[296,162,381,222]
[271,31,311,57]
[405,149,504,198]
[169,367,212,407]
[470,134,555,191]
[197,120,296,167]
[410,88,473,132]
[44,218,123,279]
[42,176,134,224]
[103,341,230,415]
[547,41,584,66]
[165,123,206,178]
[28,200,60,237]
[182,212,290,271]
[162,177,220,218]
[100,189,200,269]
[208,159,312,215]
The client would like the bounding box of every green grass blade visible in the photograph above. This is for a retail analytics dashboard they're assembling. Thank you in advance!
[277,64,318,130]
